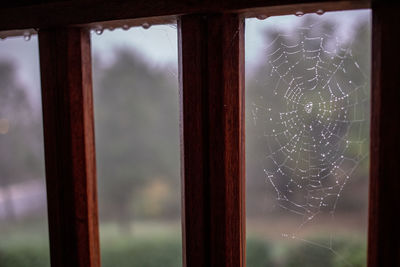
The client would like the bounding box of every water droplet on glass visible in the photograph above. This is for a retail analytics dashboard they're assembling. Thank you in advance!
[295,11,304,17]
[95,27,103,35]
[256,14,268,20]
[23,32,31,41]
[122,24,130,31]
[108,27,115,31]
[142,22,151,29]
[316,9,325,15]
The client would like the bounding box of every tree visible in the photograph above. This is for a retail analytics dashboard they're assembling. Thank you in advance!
[93,49,181,226]
[0,60,44,220]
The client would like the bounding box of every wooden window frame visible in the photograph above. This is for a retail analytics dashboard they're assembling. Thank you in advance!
[1,0,399,266]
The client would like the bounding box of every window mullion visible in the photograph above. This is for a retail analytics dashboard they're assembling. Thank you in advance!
[38,27,101,267]
[179,14,245,267]
[368,4,400,267]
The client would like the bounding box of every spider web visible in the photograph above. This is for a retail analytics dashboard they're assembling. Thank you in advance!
[250,17,370,261]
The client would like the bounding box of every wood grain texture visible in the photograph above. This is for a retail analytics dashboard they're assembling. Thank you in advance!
[368,2,400,267]
[179,14,245,267]
[0,0,369,31]
[39,27,100,267]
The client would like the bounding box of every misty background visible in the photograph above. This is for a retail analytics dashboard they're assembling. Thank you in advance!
[0,9,369,267]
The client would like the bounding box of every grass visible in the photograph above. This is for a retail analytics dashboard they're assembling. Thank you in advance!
[0,221,366,267]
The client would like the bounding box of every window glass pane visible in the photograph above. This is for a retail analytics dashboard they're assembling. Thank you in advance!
[0,34,50,266]
[91,24,181,267]
[246,10,371,267]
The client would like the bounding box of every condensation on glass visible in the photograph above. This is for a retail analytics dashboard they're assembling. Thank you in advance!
[0,34,50,266]
[91,24,182,267]
[245,10,371,267]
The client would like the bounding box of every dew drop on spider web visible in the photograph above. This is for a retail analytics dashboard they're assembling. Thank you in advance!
[246,9,371,266]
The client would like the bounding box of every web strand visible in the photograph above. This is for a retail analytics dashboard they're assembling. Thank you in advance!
[251,19,369,264]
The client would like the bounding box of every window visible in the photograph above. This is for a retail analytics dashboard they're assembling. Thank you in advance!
[0,1,398,267]
[0,34,50,266]
[245,10,370,266]
[91,25,182,266]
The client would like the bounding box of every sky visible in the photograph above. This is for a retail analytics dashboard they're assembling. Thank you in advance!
[0,9,370,107]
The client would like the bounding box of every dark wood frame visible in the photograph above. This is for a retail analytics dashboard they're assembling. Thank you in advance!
[1,0,399,266]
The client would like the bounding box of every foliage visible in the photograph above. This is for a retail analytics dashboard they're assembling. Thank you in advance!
[0,243,50,267]
[284,236,366,267]
[101,236,182,267]
[93,50,181,224]
[333,239,367,267]
[246,237,274,267]
[0,233,366,267]
[0,61,44,186]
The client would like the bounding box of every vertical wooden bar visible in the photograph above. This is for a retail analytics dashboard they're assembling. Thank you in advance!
[368,3,400,267]
[39,27,101,267]
[179,14,245,267]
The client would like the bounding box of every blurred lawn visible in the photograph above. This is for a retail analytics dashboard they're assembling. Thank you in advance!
[0,222,366,267]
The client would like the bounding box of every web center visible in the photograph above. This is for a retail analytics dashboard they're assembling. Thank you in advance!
[304,102,313,114]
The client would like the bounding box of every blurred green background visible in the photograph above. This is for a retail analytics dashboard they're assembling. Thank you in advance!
[0,10,370,267]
